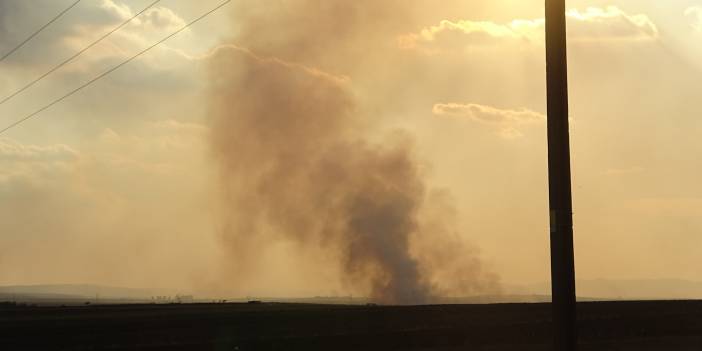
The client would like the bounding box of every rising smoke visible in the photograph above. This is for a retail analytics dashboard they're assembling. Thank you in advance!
[207,1,499,304]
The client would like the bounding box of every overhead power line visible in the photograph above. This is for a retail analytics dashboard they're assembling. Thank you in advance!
[0,0,81,63]
[0,0,232,136]
[0,0,161,106]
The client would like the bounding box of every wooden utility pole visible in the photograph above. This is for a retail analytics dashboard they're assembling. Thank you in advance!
[545,0,577,350]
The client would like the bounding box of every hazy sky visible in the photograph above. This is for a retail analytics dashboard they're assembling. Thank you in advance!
[1,0,702,299]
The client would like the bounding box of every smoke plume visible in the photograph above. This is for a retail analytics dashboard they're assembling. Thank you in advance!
[207,1,499,304]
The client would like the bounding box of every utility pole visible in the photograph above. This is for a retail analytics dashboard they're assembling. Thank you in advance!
[545,0,577,350]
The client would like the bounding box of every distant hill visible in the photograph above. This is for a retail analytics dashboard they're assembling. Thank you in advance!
[0,284,176,302]
[3,279,701,306]
[508,279,702,300]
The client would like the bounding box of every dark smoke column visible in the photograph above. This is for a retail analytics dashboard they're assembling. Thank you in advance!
[545,0,577,350]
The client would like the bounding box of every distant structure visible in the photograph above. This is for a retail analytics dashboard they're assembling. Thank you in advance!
[152,296,172,303]
[151,295,195,304]
[175,295,194,303]
[545,0,578,350]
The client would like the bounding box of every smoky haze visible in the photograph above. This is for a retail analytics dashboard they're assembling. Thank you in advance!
[207,0,500,304]
[4,0,702,303]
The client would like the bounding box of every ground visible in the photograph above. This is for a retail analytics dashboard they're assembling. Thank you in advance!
[2,301,702,350]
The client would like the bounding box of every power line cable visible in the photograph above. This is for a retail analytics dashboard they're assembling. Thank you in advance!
[0,0,161,106]
[0,0,81,62]
[0,0,232,135]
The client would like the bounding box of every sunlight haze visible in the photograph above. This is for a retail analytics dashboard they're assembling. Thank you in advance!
[1,0,701,301]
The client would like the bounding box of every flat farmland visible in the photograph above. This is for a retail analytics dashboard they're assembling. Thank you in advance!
[2,301,702,350]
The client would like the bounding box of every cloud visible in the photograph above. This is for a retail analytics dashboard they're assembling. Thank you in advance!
[0,0,201,135]
[566,7,658,41]
[63,1,190,65]
[685,6,702,32]
[433,103,544,138]
[398,19,543,51]
[86,1,188,33]
[0,119,206,185]
[0,0,188,68]
[82,0,132,26]
[0,119,215,289]
[400,6,658,52]
[139,6,187,32]
[0,139,78,162]
[93,119,208,175]
[0,138,79,185]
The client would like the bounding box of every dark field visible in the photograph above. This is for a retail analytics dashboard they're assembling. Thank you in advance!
[3,301,702,350]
